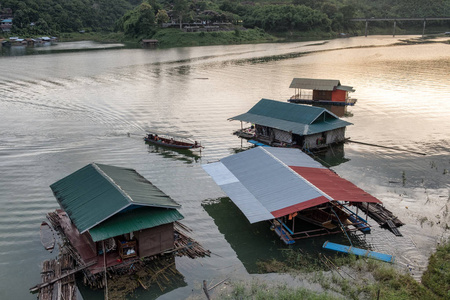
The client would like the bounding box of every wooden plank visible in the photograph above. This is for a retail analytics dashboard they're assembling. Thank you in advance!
[30,261,96,292]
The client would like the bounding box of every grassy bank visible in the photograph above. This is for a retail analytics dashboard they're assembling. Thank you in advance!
[151,28,277,48]
[54,27,278,48]
[57,31,135,43]
[52,26,449,49]
[213,241,449,300]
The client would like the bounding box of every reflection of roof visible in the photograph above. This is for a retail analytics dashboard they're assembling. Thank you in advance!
[229,99,352,136]
[50,163,181,234]
[202,147,381,224]
[289,78,354,92]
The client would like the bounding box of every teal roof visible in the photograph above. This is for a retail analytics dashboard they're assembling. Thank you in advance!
[50,163,181,234]
[89,207,184,242]
[229,99,352,136]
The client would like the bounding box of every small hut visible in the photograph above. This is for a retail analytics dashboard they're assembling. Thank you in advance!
[230,98,352,150]
[49,163,184,273]
[141,39,159,48]
[288,78,356,106]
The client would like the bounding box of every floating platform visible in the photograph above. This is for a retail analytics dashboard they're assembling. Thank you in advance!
[288,99,357,106]
[323,241,395,263]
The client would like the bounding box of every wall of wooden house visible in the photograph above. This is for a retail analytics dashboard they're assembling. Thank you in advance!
[325,128,346,144]
[303,128,346,150]
[331,90,347,102]
[274,128,292,144]
[313,90,332,100]
[135,223,174,258]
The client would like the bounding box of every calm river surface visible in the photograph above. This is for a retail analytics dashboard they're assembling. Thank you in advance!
[1,36,449,299]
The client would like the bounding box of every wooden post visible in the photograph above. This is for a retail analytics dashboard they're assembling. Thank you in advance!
[422,19,426,36]
[292,214,295,234]
[103,241,108,300]
[365,20,368,37]
[203,280,211,300]
[393,20,396,37]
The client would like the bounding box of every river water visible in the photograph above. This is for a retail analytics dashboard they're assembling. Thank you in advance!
[0,36,449,299]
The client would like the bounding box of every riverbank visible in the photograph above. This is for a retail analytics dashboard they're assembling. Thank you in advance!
[191,241,449,300]
[13,27,450,51]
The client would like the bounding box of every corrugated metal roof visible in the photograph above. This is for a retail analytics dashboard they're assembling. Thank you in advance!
[202,147,381,224]
[88,207,184,242]
[290,167,381,203]
[289,78,340,91]
[50,163,181,234]
[336,85,355,92]
[229,99,352,136]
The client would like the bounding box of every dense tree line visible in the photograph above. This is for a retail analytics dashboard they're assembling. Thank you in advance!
[1,0,449,37]
[0,0,136,34]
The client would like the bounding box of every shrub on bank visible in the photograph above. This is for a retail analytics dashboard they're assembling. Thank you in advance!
[150,28,276,48]
[421,241,450,298]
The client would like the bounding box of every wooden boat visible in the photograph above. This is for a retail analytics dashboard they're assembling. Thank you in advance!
[233,127,255,139]
[40,221,55,252]
[144,130,203,150]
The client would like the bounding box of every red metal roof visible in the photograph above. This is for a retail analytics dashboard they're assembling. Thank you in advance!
[289,166,382,204]
[271,196,329,218]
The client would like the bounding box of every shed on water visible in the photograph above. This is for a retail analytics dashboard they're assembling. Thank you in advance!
[141,39,159,48]
[288,78,356,106]
[230,98,352,150]
[202,147,382,244]
[49,163,184,273]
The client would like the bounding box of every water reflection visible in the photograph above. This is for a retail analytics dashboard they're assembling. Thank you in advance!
[202,198,286,273]
[1,45,27,56]
[202,198,374,273]
[311,103,353,118]
[145,143,202,164]
[77,256,187,300]
[312,143,350,167]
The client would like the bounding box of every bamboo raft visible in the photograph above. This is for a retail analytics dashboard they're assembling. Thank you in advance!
[31,252,78,300]
[355,203,404,236]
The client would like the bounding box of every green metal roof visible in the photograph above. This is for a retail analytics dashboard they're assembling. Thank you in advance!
[289,78,340,91]
[88,207,184,242]
[50,163,181,234]
[229,99,352,136]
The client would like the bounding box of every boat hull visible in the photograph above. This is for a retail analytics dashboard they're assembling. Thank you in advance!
[144,137,200,150]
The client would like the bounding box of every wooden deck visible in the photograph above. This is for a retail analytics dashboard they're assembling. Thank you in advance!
[48,210,131,274]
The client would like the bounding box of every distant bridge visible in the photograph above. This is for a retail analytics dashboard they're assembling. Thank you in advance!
[349,17,450,37]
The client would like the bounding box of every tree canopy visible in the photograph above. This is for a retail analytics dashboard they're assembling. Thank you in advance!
[1,0,449,37]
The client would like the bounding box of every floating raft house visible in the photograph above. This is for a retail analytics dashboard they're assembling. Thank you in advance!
[202,147,382,244]
[32,163,209,298]
[288,78,357,106]
[229,99,352,150]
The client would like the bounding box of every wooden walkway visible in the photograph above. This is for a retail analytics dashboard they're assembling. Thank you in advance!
[31,253,80,300]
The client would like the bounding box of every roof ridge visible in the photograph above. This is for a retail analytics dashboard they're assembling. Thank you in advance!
[260,148,333,201]
[91,163,134,204]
